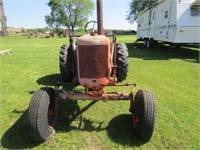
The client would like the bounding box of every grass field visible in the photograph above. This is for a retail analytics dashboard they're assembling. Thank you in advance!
[0,35,199,149]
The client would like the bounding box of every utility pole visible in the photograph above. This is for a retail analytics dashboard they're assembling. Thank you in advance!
[0,0,9,36]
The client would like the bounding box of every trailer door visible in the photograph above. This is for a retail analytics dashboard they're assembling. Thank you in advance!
[149,9,156,39]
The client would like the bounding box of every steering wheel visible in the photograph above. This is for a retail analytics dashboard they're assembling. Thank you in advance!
[84,21,97,34]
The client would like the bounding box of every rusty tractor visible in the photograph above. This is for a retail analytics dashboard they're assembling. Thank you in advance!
[27,0,156,143]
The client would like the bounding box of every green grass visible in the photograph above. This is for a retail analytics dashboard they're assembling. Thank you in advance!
[0,35,199,149]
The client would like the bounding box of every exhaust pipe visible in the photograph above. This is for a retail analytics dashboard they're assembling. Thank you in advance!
[97,0,103,35]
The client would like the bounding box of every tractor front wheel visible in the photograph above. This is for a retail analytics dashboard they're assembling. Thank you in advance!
[131,89,156,142]
[28,87,56,142]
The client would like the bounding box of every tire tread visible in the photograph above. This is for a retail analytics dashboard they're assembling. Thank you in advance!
[133,89,156,142]
[28,87,55,142]
[116,43,129,82]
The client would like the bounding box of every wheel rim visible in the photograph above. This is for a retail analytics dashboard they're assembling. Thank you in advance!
[132,105,139,127]
[48,109,55,127]
[133,114,139,127]
[47,101,56,128]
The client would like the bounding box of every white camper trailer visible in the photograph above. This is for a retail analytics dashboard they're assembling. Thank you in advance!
[137,0,200,47]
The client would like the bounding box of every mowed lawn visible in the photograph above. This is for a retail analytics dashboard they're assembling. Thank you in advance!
[0,35,199,149]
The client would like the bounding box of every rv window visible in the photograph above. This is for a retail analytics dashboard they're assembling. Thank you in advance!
[191,5,200,16]
[165,11,168,18]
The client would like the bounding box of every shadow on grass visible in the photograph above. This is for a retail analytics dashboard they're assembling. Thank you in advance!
[32,74,103,132]
[32,73,78,92]
[1,95,144,148]
[1,104,144,149]
[57,100,105,132]
[20,74,144,148]
[1,110,41,149]
[127,42,200,63]
[107,114,144,147]
[36,73,61,86]
[58,102,144,147]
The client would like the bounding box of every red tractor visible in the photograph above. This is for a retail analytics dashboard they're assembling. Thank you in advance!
[27,0,156,143]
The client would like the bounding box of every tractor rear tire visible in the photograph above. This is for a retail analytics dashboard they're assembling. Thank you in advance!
[59,45,75,82]
[116,43,129,82]
[28,87,56,142]
[131,89,156,142]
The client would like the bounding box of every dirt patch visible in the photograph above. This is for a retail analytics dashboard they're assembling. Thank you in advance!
[85,133,102,150]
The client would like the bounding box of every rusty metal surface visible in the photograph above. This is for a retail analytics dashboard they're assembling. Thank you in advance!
[58,90,130,101]
[85,89,105,97]
[97,0,103,35]
[78,45,109,78]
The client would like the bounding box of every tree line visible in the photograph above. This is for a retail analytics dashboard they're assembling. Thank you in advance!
[45,0,158,33]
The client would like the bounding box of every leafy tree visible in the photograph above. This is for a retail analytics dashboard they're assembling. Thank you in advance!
[45,0,94,33]
[127,0,158,23]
